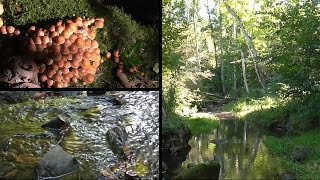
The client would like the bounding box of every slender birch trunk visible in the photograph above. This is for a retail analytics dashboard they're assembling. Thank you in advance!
[224,3,266,90]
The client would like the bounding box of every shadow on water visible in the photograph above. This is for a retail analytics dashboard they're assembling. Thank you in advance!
[165,119,285,179]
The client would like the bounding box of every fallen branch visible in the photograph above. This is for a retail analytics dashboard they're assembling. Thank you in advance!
[116,69,132,88]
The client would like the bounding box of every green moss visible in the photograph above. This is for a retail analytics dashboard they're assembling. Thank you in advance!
[185,116,219,135]
[134,162,149,177]
[265,128,320,179]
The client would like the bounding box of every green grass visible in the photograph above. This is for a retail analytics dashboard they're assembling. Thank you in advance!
[0,0,159,88]
[265,128,320,179]
[185,114,219,135]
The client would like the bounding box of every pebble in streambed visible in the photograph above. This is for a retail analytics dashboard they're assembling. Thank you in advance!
[1,138,12,152]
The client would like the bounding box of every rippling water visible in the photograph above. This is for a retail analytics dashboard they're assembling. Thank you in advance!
[0,91,159,179]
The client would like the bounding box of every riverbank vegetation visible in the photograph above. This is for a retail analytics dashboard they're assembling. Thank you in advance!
[162,0,320,179]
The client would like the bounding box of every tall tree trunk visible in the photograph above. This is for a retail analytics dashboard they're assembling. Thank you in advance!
[224,3,266,90]
[241,51,250,94]
[218,2,226,95]
[206,0,218,69]
[231,24,238,97]
[192,0,200,68]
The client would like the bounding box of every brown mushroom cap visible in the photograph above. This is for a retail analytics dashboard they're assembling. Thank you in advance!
[66,22,78,33]
[37,30,45,36]
[75,38,85,48]
[39,74,48,82]
[56,60,65,68]
[56,25,65,34]
[50,45,61,53]
[47,79,54,87]
[91,40,99,49]
[47,70,56,78]
[6,26,15,34]
[49,25,56,32]
[36,44,45,52]
[33,36,42,45]
[71,77,78,83]
[93,48,100,55]
[61,29,72,39]
[46,58,54,65]
[84,74,95,84]
[69,34,78,43]
[70,60,80,68]
[53,81,64,88]
[0,26,7,34]
[94,19,104,28]
[73,52,82,62]
[69,44,78,54]
[41,36,50,44]
[50,31,59,38]
[87,30,96,40]
[75,17,83,26]
[106,52,111,59]
[63,39,72,47]
[83,51,91,60]
[53,73,62,82]
[64,61,71,68]
[81,59,91,67]
[66,53,73,60]
[113,50,120,57]
[50,52,62,61]
[61,46,70,55]
[52,36,65,45]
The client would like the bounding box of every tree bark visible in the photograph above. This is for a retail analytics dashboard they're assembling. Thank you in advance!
[224,3,266,90]
[241,51,250,94]
[192,0,200,68]
[218,2,226,95]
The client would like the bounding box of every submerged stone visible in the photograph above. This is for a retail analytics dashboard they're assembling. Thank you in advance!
[35,145,80,179]
[106,125,128,159]
[1,138,12,152]
[292,146,308,162]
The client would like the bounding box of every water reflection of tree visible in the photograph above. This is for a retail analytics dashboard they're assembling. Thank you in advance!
[184,120,267,179]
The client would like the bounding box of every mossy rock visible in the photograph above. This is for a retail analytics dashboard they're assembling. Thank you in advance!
[174,162,220,179]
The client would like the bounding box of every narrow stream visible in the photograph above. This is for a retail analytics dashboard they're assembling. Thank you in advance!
[0,91,159,179]
[166,119,285,179]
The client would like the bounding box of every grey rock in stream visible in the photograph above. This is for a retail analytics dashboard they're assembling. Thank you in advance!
[106,125,128,159]
[35,145,80,179]
[292,146,308,162]
[1,138,12,152]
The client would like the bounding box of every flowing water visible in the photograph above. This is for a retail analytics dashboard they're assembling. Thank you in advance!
[165,119,285,179]
[0,91,159,179]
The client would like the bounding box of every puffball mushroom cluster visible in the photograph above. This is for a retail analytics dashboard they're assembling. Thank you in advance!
[25,17,105,88]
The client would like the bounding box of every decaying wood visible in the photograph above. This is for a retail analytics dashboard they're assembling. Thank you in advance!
[116,69,132,88]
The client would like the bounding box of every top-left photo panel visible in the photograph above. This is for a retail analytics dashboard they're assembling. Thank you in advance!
[0,0,160,88]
